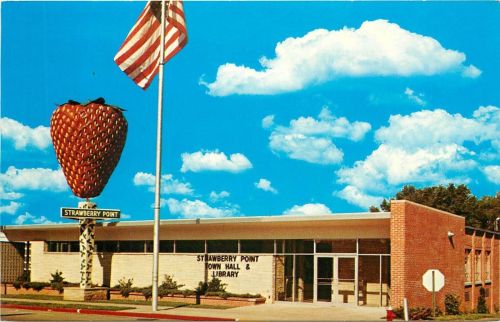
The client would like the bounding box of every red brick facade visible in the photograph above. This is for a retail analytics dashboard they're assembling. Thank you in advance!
[390,200,499,313]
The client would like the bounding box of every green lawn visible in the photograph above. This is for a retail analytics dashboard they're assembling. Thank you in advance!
[1,294,231,310]
[107,298,232,309]
[1,294,63,301]
[0,299,134,311]
[435,313,500,321]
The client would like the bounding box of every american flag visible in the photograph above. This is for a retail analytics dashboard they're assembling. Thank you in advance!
[114,0,187,89]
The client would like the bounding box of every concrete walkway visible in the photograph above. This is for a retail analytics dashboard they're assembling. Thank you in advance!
[1,297,387,321]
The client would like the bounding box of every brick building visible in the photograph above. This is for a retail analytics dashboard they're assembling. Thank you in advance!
[1,200,498,312]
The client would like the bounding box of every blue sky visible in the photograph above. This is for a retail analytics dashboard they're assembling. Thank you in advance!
[1,1,499,225]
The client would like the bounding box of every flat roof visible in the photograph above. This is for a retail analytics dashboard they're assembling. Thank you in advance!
[1,212,391,231]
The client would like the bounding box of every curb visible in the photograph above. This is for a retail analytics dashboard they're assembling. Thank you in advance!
[1,303,234,321]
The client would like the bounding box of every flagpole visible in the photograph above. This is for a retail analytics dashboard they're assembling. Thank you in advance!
[152,0,167,312]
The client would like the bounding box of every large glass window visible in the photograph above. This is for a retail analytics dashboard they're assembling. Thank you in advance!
[240,240,274,253]
[176,240,204,253]
[119,241,145,253]
[46,241,79,253]
[159,240,174,253]
[484,251,491,281]
[207,240,238,253]
[359,239,390,254]
[465,249,472,283]
[474,250,481,282]
[96,241,119,252]
[316,240,356,253]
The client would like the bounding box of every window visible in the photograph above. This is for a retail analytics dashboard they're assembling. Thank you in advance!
[159,240,174,253]
[96,241,119,252]
[359,239,390,254]
[176,240,204,253]
[119,241,145,253]
[465,249,472,283]
[484,251,491,281]
[240,240,274,253]
[207,240,238,253]
[316,240,356,253]
[474,250,481,282]
[284,240,314,254]
[46,241,79,253]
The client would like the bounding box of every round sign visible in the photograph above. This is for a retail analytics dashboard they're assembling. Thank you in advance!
[422,269,445,292]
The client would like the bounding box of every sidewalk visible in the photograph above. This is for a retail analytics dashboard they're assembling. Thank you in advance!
[1,297,387,321]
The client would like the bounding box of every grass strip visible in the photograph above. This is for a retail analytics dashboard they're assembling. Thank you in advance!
[435,313,500,321]
[1,294,63,301]
[0,300,134,311]
[107,299,231,309]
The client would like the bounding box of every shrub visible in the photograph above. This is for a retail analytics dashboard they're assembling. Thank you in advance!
[141,286,152,300]
[196,281,208,296]
[393,306,440,320]
[50,270,65,293]
[117,277,134,298]
[13,271,30,290]
[161,275,184,290]
[444,293,461,315]
[206,278,226,293]
[477,287,487,313]
[158,275,185,298]
[30,282,50,291]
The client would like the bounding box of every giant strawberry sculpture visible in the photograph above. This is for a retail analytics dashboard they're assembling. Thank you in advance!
[50,98,128,198]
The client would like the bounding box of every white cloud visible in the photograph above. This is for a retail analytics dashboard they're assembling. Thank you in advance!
[181,150,252,173]
[204,19,480,96]
[482,165,500,185]
[404,88,426,106]
[15,212,56,225]
[133,172,193,195]
[283,203,332,216]
[255,178,278,194]
[0,201,22,215]
[0,166,67,192]
[268,107,370,164]
[0,117,51,150]
[336,106,499,208]
[209,190,230,202]
[334,186,382,209]
[0,186,23,201]
[462,65,482,78]
[161,198,238,218]
[375,108,499,149]
[262,115,275,129]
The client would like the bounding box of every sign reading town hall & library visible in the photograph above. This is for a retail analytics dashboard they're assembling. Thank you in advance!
[197,254,260,278]
[61,207,121,220]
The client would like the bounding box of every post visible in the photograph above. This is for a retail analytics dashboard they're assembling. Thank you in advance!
[403,298,409,321]
[78,201,96,289]
[432,270,436,317]
[152,0,167,312]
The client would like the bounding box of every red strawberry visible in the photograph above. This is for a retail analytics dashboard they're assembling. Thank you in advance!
[50,98,128,198]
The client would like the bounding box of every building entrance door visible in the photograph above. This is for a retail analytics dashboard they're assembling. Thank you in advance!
[315,256,357,304]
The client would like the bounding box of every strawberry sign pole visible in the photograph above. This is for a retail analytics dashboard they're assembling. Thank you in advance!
[51,98,128,294]
[114,0,188,311]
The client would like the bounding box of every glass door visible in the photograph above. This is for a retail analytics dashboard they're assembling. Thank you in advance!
[315,256,357,304]
[316,257,333,301]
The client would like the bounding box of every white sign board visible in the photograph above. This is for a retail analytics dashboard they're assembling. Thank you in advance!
[422,269,445,292]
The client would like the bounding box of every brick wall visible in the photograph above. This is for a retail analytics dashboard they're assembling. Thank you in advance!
[0,242,25,283]
[390,200,465,311]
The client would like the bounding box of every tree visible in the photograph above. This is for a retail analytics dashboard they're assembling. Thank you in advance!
[369,184,499,230]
